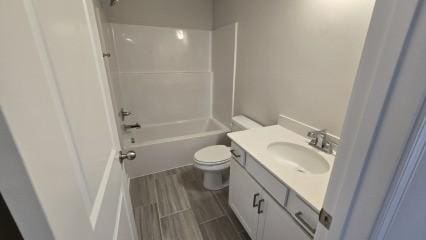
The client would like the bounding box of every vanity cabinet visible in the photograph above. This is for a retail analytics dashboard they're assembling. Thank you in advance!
[258,192,309,240]
[229,160,262,239]
[230,141,246,166]
[229,160,311,240]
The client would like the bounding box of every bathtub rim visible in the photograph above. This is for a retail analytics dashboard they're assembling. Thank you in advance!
[124,118,230,148]
[129,163,194,180]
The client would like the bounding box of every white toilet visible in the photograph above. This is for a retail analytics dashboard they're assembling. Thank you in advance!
[193,115,262,190]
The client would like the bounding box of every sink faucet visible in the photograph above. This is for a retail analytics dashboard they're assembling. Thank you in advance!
[307,129,333,154]
[122,123,141,131]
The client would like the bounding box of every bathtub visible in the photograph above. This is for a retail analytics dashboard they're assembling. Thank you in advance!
[124,118,230,178]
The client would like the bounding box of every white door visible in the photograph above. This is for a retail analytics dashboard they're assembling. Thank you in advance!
[0,0,137,239]
[229,160,263,239]
[91,0,123,133]
[258,192,309,240]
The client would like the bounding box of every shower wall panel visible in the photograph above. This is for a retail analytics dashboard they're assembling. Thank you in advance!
[111,24,212,125]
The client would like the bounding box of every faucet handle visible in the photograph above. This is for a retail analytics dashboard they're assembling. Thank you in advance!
[119,108,132,121]
[323,141,333,154]
[307,131,315,138]
[307,131,317,146]
[307,130,317,139]
[307,129,327,137]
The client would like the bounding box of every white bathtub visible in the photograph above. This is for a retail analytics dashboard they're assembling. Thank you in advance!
[124,118,229,177]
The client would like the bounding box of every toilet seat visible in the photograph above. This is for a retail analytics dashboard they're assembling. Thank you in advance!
[194,145,231,166]
[193,116,262,190]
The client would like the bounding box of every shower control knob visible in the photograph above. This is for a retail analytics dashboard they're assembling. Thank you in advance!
[119,108,132,121]
[119,150,136,163]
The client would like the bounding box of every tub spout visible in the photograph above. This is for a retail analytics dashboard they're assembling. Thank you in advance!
[123,123,141,131]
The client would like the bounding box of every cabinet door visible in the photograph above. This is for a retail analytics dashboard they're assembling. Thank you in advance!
[229,160,263,239]
[258,192,310,240]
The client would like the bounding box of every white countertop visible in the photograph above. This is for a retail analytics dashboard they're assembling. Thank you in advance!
[228,125,335,211]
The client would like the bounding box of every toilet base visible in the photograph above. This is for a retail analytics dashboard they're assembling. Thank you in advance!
[203,170,229,190]
[193,160,230,191]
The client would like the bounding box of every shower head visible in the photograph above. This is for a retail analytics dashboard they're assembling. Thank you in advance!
[110,0,119,6]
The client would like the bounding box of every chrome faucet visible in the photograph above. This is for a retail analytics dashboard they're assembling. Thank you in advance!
[122,123,141,131]
[307,129,333,154]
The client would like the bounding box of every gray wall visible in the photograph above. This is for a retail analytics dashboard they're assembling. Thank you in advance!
[105,0,213,30]
[214,0,376,136]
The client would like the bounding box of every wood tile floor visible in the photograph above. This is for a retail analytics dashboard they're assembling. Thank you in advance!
[130,165,251,240]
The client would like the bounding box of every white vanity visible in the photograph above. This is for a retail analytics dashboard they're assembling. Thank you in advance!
[227,124,336,240]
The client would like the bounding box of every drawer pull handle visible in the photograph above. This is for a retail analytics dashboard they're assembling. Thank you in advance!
[252,193,260,207]
[230,149,241,158]
[295,211,316,234]
[257,199,264,214]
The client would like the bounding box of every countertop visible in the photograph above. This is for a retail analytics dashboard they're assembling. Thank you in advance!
[228,125,335,212]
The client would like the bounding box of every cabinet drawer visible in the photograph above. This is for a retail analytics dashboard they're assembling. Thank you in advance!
[245,154,288,207]
[286,191,319,236]
[259,191,311,240]
[231,141,246,166]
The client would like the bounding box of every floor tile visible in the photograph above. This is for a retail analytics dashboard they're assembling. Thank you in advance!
[134,204,162,240]
[133,207,141,239]
[130,174,157,207]
[212,187,228,207]
[239,231,252,240]
[176,165,202,183]
[156,174,191,217]
[161,210,203,240]
[184,180,224,223]
[199,217,240,240]
[131,165,247,240]
[213,188,245,233]
[154,168,179,180]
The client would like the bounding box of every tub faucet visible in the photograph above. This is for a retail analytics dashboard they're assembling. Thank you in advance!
[307,129,333,154]
[123,123,141,131]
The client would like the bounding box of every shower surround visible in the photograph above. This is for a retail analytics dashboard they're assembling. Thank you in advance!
[111,23,237,177]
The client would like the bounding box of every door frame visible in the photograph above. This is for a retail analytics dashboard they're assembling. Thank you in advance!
[0,109,55,240]
[0,0,138,239]
[315,0,425,239]
[370,105,425,239]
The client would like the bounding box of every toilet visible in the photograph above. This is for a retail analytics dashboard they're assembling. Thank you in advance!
[193,115,262,190]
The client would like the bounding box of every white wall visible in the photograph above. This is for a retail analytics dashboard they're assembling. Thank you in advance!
[112,24,212,125]
[212,23,237,127]
[105,0,213,30]
[214,0,376,136]
[120,72,211,125]
[112,24,211,72]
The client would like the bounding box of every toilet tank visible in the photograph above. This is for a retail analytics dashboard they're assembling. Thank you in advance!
[231,115,262,132]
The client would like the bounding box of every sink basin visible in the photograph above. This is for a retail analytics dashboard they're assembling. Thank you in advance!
[267,142,330,174]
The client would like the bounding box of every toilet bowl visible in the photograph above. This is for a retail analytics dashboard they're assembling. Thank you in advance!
[193,115,262,190]
[193,145,231,190]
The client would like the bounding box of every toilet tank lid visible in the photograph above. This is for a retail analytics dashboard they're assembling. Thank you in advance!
[231,115,262,130]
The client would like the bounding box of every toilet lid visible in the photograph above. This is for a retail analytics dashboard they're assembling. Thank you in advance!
[194,145,231,165]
